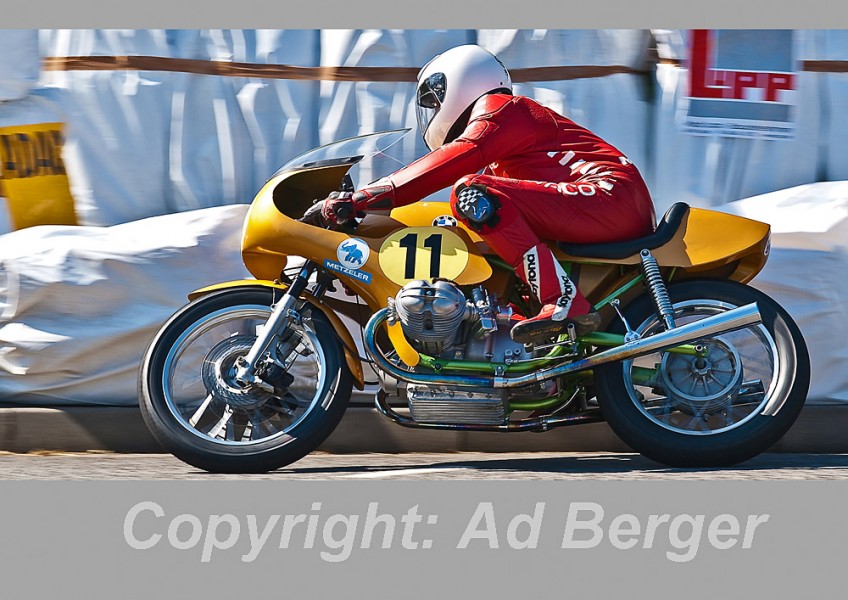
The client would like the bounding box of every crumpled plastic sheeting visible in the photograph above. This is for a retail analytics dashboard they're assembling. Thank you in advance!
[165,30,267,214]
[819,32,848,181]
[39,30,175,226]
[0,205,251,405]
[237,30,321,190]
[650,30,825,217]
[717,181,848,404]
[0,30,40,101]
[479,29,654,174]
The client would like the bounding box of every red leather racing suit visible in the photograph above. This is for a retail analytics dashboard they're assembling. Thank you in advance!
[358,93,656,314]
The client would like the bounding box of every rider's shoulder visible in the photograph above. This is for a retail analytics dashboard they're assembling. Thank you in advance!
[469,93,521,121]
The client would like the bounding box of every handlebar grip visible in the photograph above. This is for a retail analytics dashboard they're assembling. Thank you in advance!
[333,202,355,223]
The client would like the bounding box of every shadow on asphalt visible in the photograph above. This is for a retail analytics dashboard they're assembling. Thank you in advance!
[279,452,848,476]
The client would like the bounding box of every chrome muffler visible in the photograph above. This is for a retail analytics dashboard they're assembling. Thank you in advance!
[364,303,763,389]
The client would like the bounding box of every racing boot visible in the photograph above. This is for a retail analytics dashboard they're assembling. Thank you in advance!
[510,243,601,344]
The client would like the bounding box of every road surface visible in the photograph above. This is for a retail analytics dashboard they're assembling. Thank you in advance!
[1,451,847,479]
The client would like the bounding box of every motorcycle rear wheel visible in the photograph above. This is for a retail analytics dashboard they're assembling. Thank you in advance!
[595,279,809,467]
[139,287,352,473]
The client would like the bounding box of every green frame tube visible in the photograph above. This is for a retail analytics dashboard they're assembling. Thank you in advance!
[593,274,644,310]
[418,341,570,375]
[416,259,695,378]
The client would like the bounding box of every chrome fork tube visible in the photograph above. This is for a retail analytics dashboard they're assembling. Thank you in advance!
[234,261,316,389]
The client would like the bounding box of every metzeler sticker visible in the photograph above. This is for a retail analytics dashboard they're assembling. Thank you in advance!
[337,238,371,270]
[323,260,372,284]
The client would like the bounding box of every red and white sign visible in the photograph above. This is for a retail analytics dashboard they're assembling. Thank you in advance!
[681,30,798,140]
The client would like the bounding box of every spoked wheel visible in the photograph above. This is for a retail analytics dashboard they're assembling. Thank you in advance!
[595,280,810,467]
[139,287,351,473]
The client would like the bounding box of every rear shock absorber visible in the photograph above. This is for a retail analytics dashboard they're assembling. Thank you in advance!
[640,249,676,330]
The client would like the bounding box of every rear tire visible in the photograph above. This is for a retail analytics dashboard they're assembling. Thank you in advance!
[139,287,352,473]
[595,280,809,467]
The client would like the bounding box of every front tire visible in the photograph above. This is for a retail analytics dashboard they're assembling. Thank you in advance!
[595,280,810,467]
[139,287,352,473]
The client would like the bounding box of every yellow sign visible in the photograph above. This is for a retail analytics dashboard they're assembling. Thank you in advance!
[0,122,77,230]
[379,227,469,286]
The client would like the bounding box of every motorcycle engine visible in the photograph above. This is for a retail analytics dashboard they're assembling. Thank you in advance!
[390,280,468,356]
[390,279,534,364]
[389,280,557,425]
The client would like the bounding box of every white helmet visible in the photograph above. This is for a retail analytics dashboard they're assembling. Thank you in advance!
[416,45,512,151]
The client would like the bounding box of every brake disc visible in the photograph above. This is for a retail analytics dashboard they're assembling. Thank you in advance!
[658,338,744,415]
[201,335,273,410]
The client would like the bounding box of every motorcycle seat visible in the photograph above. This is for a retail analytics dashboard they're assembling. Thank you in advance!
[557,202,690,260]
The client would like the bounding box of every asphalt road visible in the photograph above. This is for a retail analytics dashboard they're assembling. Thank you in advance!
[1,451,848,479]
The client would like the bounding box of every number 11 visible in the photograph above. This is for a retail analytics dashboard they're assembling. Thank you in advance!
[399,233,443,279]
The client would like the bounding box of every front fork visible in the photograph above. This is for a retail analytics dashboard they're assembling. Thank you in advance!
[233,261,318,390]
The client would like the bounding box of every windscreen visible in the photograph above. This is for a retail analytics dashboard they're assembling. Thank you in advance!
[272,129,411,189]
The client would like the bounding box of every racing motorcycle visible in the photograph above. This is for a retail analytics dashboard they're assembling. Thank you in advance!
[139,129,810,473]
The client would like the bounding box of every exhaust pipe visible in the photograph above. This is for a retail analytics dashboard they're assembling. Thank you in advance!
[364,303,762,389]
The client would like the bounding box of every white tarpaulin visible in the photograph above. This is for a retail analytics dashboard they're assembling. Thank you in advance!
[238,30,322,191]
[0,30,40,102]
[38,30,176,226]
[165,30,260,213]
[718,181,848,404]
[820,31,848,181]
[0,205,250,405]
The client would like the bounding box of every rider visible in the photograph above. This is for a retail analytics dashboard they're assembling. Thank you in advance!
[309,44,656,344]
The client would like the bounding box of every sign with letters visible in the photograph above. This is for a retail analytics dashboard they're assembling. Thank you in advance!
[0,122,77,230]
[681,30,798,140]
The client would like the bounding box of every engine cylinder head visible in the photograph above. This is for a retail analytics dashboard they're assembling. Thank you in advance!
[394,280,468,355]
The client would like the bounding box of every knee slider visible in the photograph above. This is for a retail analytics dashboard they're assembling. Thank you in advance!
[454,186,501,231]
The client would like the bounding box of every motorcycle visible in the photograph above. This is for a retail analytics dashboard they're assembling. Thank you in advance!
[139,129,810,473]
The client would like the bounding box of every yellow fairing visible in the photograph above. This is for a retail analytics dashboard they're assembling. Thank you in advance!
[241,166,405,309]
[390,201,485,243]
[240,172,496,368]
[554,206,771,284]
[672,208,770,282]
[188,280,366,390]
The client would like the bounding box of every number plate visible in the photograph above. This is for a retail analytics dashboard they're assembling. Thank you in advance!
[378,227,469,286]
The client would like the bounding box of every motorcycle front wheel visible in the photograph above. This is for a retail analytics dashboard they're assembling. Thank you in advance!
[139,287,352,473]
[595,279,810,467]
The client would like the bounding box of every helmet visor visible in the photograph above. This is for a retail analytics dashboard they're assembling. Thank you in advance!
[416,72,446,138]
